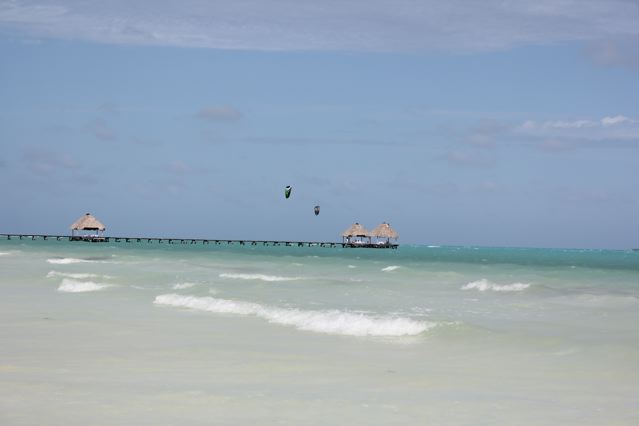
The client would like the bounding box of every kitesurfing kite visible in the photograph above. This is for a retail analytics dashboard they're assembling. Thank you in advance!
[314,205,320,216]
[284,186,292,199]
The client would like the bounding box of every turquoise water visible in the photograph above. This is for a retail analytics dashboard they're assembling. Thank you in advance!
[1,240,638,424]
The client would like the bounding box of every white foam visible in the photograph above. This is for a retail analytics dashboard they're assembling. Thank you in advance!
[462,279,530,292]
[0,252,11,256]
[47,258,93,265]
[172,282,197,290]
[381,265,400,272]
[57,278,111,293]
[154,294,433,337]
[347,265,357,269]
[47,271,100,279]
[219,273,300,282]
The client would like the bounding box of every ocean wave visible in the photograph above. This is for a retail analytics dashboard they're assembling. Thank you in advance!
[551,294,639,308]
[0,252,11,256]
[47,271,101,279]
[47,257,118,265]
[47,258,97,265]
[462,279,530,292]
[347,265,357,269]
[153,294,433,337]
[172,282,197,290]
[381,265,400,272]
[57,278,111,293]
[219,273,300,282]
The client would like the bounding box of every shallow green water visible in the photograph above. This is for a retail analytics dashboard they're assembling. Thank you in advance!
[1,240,638,424]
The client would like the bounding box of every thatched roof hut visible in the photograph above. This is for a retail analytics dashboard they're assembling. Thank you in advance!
[370,222,399,240]
[341,223,370,238]
[70,213,106,232]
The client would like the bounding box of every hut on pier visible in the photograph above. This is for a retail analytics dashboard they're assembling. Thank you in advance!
[70,213,106,241]
[370,222,399,246]
[341,223,371,245]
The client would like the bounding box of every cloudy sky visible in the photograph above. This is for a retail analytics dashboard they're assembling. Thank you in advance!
[1,0,638,247]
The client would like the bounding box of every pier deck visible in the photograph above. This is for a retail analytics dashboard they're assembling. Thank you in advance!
[0,234,398,249]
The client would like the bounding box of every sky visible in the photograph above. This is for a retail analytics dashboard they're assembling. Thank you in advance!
[1,0,638,248]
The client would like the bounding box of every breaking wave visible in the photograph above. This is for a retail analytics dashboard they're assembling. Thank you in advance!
[172,282,197,290]
[219,273,300,282]
[47,271,101,279]
[462,279,530,292]
[153,294,433,337]
[47,258,95,265]
[381,265,400,272]
[57,278,111,293]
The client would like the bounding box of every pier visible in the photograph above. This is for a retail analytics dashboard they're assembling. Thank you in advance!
[0,234,398,249]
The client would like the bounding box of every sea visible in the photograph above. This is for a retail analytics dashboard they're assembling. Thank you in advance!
[1,239,638,425]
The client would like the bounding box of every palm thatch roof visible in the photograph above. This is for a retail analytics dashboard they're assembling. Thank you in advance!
[371,222,398,239]
[341,223,370,237]
[70,213,106,231]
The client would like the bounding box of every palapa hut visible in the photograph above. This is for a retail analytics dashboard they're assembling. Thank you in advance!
[370,222,399,245]
[70,213,106,241]
[341,222,371,245]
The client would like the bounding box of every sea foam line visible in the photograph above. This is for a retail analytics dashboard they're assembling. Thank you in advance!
[381,265,400,272]
[172,282,197,290]
[153,294,433,337]
[47,271,101,279]
[219,273,300,282]
[47,258,97,265]
[462,279,530,292]
[57,278,112,293]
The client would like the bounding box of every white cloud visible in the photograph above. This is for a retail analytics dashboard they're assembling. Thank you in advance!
[546,120,597,129]
[517,114,639,150]
[519,115,637,132]
[601,115,631,126]
[1,0,639,52]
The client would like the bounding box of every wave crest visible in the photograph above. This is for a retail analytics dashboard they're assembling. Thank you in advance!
[47,258,94,265]
[153,294,433,337]
[462,279,530,292]
[219,273,300,282]
[47,271,100,279]
[172,282,197,290]
[57,278,111,293]
[381,265,400,272]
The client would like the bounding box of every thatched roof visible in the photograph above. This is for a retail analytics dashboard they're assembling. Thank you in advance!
[341,223,370,237]
[371,222,398,239]
[70,213,106,231]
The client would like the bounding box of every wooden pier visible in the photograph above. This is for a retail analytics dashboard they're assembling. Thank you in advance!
[0,234,398,249]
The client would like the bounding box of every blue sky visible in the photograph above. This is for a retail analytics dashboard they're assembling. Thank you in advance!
[1,0,638,248]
